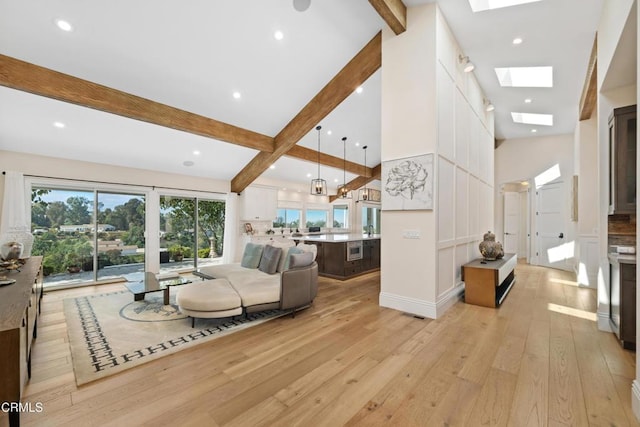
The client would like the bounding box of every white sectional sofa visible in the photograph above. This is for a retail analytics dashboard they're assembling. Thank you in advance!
[177,241,318,325]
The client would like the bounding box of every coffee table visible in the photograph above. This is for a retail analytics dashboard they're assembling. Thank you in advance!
[124,272,191,305]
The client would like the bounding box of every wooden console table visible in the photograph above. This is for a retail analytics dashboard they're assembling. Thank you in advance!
[462,253,516,308]
[0,257,43,427]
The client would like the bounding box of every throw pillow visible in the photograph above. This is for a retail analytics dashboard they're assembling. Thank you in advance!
[279,246,303,272]
[269,239,295,249]
[258,245,282,274]
[288,251,314,269]
[296,243,318,261]
[240,243,265,269]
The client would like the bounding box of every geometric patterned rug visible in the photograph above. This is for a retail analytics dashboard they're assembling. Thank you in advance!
[63,290,287,386]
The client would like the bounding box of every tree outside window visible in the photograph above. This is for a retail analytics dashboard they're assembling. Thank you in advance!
[273,208,301,229]
[305,209,327,228]
[333,205,348,228]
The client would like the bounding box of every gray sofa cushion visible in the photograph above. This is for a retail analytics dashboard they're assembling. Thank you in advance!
[280,246,303,272]
[241,243,264,268]
[289,251,314,269]
[258,245,282,274]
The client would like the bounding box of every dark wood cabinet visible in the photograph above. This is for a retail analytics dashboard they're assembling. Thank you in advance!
[609,104,637,215]
[0,257,43,427]
[309,238,380,280]
[610,259,636,350]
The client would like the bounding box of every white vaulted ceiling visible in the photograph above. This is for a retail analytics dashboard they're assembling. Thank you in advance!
[0,0,604,189]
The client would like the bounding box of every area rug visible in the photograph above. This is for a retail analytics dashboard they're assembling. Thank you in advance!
[63,290,286,386]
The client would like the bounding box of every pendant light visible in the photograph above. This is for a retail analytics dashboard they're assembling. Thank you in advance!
[337,136,352,199]
[358,145,370,202]
[310,125,327,195]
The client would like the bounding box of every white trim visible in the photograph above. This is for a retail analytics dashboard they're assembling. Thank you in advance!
[632,380,640,421]
[436,282,465,317]
[379,292,437,318]
[379,284,464,319]
[597,311,613,332]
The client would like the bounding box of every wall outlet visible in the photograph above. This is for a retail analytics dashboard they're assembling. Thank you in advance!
[403,230,421,239]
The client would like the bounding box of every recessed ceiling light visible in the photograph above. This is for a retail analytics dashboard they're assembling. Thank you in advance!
[55,19,73,32]
[511,112,553,126]
[495,66,553,87]
[355,86,363,94]
[327,130,332,135]
[512,37,523,45]
[531,129,537,133]
[270,165,276,170]
[334,178,339,183]
[53,121,65,129]
[274,31,284,41]
[193,150,200,156]
[355,142,360,147]
[468,0,542,13]
[183,160,195,167]
[233,91,241,99]
[306,173,312,177]
[524,98,532,103]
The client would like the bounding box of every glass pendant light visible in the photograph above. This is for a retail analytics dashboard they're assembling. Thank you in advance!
[310,125,327,195]
[337,137,352,199]
[358,145,370,202]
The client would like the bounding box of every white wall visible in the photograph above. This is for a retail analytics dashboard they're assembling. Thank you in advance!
[380,4,494,318]
[381,4,438,315]
[574,115,600,287]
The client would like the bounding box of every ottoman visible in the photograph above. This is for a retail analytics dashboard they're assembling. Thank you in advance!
[176,278,242,327]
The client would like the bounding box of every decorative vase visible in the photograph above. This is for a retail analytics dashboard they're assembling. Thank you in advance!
[0,241,23,261]
[479,231,504,261]
[0,228,34,258]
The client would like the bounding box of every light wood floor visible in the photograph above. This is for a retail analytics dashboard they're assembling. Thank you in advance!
[2,262,639,426]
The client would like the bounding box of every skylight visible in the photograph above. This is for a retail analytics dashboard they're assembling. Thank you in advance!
[495,66,553,87]
[468,0,542,12]
[511,112,553,126]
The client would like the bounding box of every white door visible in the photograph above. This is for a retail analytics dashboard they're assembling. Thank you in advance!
[503,192,519,255]
[535,182,568,269]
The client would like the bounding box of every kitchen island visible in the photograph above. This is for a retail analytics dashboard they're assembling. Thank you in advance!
[295,234,381,280]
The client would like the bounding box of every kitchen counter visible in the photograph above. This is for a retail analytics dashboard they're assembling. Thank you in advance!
[294,233,381,243]
[608,253,637,265]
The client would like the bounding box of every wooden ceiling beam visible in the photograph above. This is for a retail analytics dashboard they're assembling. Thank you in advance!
[0,54,274,152]
[369,0,407,35]
[231,31,382,194]
[328,163,382,203]
[286,145,373,176]
[579,34,597,121]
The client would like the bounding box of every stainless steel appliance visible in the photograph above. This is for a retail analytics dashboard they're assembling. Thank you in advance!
[346,240,363,261]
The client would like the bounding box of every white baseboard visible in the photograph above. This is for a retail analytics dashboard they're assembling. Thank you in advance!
[379,284,464,319]
[597,311,613,332]
[632,380,640,421]
[435,283,465,317]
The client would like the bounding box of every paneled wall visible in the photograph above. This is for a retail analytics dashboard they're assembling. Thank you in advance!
[380,4,494,318]
[435,9,495,301]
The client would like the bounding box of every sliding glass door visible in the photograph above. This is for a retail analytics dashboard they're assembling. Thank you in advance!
[95,192,146,281]
[31,188,96,287]
[159,196,225,273]
[31,187,147,287]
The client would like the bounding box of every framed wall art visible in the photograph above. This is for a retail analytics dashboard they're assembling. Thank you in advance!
[382,153,434,210]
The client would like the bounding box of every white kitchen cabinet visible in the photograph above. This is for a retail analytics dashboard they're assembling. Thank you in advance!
[240,186,277,220]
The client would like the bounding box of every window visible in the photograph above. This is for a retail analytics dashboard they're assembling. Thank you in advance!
[31,187,146,288]
[160,196,226,273]
[362,206,381,234]
[30,180,225,288]
[305,209,327,228]
[274,208,301,229]
[333,205,348,228]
